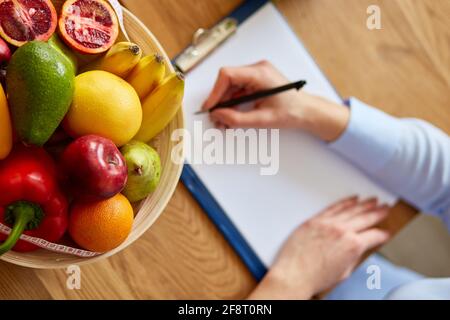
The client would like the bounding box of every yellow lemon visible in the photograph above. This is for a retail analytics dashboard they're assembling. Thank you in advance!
[63,71,142,146]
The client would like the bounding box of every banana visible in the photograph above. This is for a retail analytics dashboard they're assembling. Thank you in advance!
[134,72,185,142]
[82,42,142,78]
[126,54,166,100]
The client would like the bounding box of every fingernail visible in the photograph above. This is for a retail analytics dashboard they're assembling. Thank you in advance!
[365,197,378,204]
[202,101,210,111]
[214,122,223,129]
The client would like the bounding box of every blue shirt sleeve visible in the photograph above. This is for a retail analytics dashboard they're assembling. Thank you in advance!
[329,98,450,229]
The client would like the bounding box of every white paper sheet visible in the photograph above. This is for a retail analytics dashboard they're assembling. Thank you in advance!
[183,3,397,266]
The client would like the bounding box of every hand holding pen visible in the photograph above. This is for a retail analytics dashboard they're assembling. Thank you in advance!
[199,61,311,129]
[201,60,350,141]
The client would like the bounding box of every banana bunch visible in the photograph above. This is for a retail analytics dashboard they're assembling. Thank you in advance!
[82,42,142,78]
[134,72,185,142]
[126,54,166,99]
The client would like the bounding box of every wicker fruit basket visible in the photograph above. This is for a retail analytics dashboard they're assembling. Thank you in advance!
[0,2,184,268]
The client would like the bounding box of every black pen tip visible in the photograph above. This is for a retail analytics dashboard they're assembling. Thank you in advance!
[295,80,307,90]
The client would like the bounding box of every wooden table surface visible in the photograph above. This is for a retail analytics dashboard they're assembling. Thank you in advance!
[1,0,448,299]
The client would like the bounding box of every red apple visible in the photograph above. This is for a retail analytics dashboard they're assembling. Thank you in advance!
[0,38,11,63]
[61,135,128,199]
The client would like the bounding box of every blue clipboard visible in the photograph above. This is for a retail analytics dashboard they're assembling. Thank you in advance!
[177,0,344,281]
[178,0,269,282]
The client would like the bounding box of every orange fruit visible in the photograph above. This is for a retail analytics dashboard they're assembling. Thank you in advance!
[0,0,58,47]
[69,194,134,252]
[58,0,119,54]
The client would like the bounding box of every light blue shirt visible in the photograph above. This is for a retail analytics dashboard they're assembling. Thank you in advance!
[329,98,450,299]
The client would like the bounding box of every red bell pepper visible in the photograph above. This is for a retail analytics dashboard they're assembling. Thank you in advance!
[0,145,68,255]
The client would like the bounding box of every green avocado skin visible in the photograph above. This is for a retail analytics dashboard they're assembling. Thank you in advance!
[6,41,75,146]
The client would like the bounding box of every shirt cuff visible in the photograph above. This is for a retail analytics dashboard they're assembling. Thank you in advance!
[329,97,403,175]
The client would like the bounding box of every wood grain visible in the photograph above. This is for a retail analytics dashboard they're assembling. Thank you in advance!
[277,0,450,133]
[0,0,448,299]
[122,0,242,58]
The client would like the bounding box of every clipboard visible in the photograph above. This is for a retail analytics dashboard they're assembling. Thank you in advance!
[173,0,395,281]
[176,0,271,281]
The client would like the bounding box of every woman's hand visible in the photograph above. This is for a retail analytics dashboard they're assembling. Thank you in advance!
[248,196,391,300]
[202,61,310,129]
[203,61,350,142]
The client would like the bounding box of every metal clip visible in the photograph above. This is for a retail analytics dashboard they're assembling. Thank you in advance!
[175,18,238,73]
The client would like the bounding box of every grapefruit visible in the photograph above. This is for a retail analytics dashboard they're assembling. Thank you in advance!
[59,0,119,54]
[0,0,57,47]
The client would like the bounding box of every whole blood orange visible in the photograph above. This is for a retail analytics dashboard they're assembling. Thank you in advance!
[0,0,57,47]
[59,0,119,54]
[69,193,134,253]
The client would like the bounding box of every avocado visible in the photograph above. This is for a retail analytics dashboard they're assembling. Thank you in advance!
[6,41,75,146]
[48,34,78,73]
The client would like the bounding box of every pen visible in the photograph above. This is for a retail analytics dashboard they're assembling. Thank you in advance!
[195,80,307,115]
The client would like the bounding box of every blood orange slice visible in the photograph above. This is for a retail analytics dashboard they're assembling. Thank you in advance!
[59,0,119,55]
[0,0,57,47]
